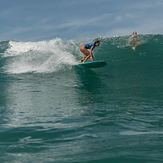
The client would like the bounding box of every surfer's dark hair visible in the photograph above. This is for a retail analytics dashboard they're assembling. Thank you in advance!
[94,40,101,46]
[94,38,100,43]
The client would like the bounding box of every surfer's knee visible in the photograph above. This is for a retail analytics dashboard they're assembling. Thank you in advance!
[80,45,85,51]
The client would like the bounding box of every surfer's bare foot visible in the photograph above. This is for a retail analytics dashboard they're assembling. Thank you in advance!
[80,58,84,62]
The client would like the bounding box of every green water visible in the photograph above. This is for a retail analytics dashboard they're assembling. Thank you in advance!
[0,35,163,163]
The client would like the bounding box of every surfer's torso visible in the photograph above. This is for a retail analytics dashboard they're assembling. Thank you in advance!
[84,43,95,49]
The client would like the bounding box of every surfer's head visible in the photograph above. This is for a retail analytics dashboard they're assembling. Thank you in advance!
[94,40,101,46]
[132,32,138,36]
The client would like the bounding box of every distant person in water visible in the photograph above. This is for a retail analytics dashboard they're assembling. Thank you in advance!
[80,39,101,63]
[129,32,140,50]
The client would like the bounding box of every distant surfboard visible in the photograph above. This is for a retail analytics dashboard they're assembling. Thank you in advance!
[78,61,107,68]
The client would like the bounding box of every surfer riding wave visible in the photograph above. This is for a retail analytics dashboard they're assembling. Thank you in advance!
[129,32,140,50]
[80,39,101,63]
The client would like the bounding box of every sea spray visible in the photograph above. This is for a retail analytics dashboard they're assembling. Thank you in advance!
[3,38,79,73]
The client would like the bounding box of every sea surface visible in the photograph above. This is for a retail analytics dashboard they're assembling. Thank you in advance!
[0,35,163,163]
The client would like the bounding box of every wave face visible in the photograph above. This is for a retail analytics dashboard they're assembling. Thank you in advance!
[96,34,163,88]
[0,34,163,75]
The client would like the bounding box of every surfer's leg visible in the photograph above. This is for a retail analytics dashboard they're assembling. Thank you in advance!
[130,38,140,50]
[80,45,90,62]
[82,55,91,62]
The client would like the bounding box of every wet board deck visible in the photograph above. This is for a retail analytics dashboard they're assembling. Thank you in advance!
[78,61,107,68]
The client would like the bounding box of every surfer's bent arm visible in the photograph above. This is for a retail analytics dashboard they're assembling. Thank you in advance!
[90,46,95,60]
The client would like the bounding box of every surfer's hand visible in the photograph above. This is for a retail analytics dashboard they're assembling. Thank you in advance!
[90,56,93,61]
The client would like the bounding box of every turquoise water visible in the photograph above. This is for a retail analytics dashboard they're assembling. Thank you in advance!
[0,35,163,163]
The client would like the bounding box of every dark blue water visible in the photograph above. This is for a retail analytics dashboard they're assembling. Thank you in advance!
[0,35,163,163]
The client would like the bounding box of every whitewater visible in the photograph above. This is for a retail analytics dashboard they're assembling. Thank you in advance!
[1,38,79,74]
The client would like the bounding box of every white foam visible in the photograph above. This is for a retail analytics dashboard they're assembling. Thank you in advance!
[4,38,79,74]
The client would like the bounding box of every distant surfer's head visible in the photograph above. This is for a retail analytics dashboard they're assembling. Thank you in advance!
[132,32,138,35]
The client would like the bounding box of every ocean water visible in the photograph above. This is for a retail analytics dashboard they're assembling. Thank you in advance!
[0,35,163,163]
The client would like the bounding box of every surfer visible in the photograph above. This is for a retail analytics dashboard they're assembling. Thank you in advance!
[129,32,140,50]
[80,39,101,63]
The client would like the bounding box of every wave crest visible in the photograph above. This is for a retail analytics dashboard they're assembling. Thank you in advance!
[3,38,79,74]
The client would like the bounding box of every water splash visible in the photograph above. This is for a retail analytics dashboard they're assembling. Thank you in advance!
[3,38,79,74]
